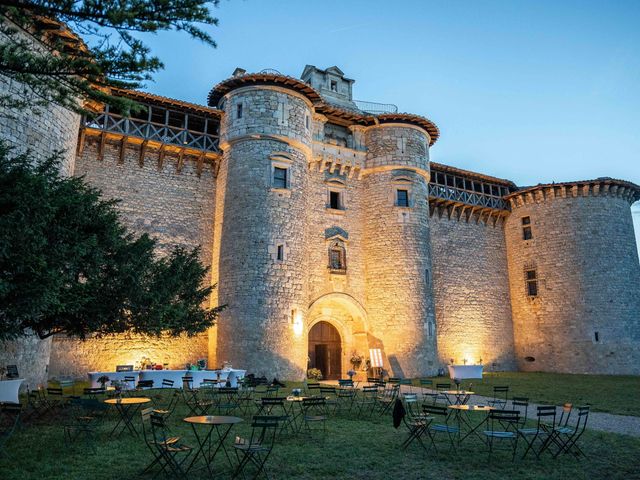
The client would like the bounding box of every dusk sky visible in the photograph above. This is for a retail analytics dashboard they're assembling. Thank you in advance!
[139,0,640,254]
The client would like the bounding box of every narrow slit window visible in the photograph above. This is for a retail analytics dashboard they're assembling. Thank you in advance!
[236,103,243,119]
[276,244,284,261]
[273,167,288,189]
[329,191,341,210]
[594,331,600,343]
[397,189,409,207]
[522,216,533,240]
[525,269,538,297]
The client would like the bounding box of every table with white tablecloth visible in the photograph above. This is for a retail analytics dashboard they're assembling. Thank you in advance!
[88,369,246,388]
[447,365,483,380]
[0,378,24,404]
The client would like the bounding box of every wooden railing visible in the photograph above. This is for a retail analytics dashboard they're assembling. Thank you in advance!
[428,183,508,211]
[83,112,220,153]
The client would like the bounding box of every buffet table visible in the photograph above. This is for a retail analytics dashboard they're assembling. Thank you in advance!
[0,378,24,404]
[447,365,483,379]
[88,369,246,388]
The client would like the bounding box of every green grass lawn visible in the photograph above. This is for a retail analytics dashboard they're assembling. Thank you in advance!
[412,372,640,416]
[1,382,639,480]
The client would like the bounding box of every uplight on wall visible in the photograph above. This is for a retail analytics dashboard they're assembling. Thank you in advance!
[291,309,304,336]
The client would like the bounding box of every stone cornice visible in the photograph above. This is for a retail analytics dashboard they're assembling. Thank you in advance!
[506,178,640,208]
[220,133,312,157]
[361,165,431,182]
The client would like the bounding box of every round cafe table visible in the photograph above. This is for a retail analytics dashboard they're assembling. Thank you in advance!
[285,395,309,432]
[183,415,243,476]
[104,397,150,438]
[447,404,494,443]
[442,390,474,406]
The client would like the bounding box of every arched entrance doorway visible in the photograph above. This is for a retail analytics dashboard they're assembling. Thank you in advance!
[308,321,341,380]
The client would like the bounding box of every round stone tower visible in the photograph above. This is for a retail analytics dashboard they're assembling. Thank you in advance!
[208,73,319,378]
[363,115,440,377]
[504,179,640,374]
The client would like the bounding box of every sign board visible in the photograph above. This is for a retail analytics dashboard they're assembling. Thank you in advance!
[369,348,383,368]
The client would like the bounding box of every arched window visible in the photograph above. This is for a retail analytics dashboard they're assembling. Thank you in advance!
[328,241,347,274]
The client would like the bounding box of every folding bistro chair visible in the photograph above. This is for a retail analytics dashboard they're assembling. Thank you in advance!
[399,378,413,394]
[256,398,292,434]
[338,379,354,389]
[419,378,439,405]
[161,379,175,389]
[63,398,106,453]
[300,397,327,439]
[140,407,180,476]
[518,405,557,459]
[336,387,358,414]
[510,397,529,427]
[155,390,181,419]
[422,405,459,453]
[434,383,451,404]
[233,416,280,479]
[377,383,400,414]
[305,382,321,396]
[545,406,590,458]
[483,410,520,461]
[150,412,193,478]
[400,393,431,451]
[212,387,240,415]
[356,385,379,418]
[0,403,21,459]
[488,386,510,410]
[319,386,338,414]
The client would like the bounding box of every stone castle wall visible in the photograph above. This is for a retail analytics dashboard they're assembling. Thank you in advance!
[48,137,217,378]
[363,124,438,377]
[0,24,80,176]
[505,188,640,374]
[213,86,312,379]
[429,215,516,370]
[0,23,82,388]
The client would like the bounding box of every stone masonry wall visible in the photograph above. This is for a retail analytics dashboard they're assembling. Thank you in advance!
[213,86,312,379]
[0,22,81,388]
[363,125,438,377]
[0,23,80,176]
[505,191,640,374]
[48,138,216,378]
[429,215,516,370]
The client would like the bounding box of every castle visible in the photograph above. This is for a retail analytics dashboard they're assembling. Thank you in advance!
[2,63,640,385]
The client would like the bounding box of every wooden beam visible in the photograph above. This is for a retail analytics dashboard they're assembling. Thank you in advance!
[139,140,148,167]
[176,149,185,173]
[196,152,204,177]
[76,128,86,157]
[157,144,166,171]
[97,132,106,162]
[118,136,128,164]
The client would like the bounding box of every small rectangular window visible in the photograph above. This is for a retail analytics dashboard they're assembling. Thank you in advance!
[525,269,538,297]
[397,189,409,207]
[273,167,287,189]
[305,115,310,129]
[428,322,433,337]
[276,244,284,261]
[522,216,533,240]
[594,331,600,343]
[330,80,338,91]
[236,103,243,119]
[329,191,341,209]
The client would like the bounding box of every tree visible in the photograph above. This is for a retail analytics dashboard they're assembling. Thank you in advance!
[0,141,224,340]
[0,0,220,113]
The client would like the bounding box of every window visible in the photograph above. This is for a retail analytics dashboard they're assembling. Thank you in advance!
[330,80,338,91]
[522,216,533,240]
[328,241,346,274]
[273,167,288,189]
[329,191,341,210]
[594,331,600,343]
[427,321,433,337]
[236,103,243,119]
[525,269,538,297]
[396,189,409,207]
[305,114,310,129]
[276,244,284,261]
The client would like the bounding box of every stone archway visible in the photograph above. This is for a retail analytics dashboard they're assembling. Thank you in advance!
[307,293,369,381]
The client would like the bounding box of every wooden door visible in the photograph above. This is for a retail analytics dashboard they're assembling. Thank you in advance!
[309,321,342,380]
